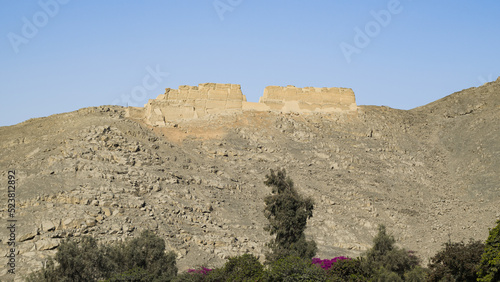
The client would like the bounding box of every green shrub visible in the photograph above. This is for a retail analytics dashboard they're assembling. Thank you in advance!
[27,230,177,282]
[403,266,428,282]
[106,267,152,281]
[427,239,484,282]
[373,267,403,282]
[26,258,59,282]
[206,254,264,281]
[26,236,113,282]
[367,225,396,258]
[477,220,500,282]
[110,230,177,281]
[263,255,328,281]
[265,236,317,264]
[327,258,369,281]
[263,168,317,262]
[363,225,421,280]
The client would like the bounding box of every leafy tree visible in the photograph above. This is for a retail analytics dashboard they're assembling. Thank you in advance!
[263,255,328,281]
[33,236,113,282]
[327,258,369,281]
[364,225,421,280]
[205,253,264,281]
[106,267,151,281]
[26,258,60,282]
[27,230,177,282]
[477,220,500,282]
[403,266,428,282]
[427,239,484,282]
[263,168,317,262]
[373,267,403,282]
[109,230,177,281]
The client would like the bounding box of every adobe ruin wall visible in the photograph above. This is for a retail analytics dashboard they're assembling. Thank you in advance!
[126,83,357,126]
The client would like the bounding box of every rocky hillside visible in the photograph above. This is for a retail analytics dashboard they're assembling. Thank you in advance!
[1,78,499,280]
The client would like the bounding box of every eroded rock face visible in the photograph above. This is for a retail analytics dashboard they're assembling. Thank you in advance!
[126,83,358,125]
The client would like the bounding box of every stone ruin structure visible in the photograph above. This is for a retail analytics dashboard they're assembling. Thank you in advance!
[259,85,357,113]
[126,83,357,126]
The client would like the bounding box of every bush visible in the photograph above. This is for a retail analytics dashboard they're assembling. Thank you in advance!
[106,267,152,281]
[403,266,428,282]
[266,235,317,263]
[206,254,264,281]
[26,258,59,282]
[109,230,177,281]
[477,220,500,282]
[187,267,212,276]
[263,168,317,262]
[27,230,177,282]
[312,256,351,270]
[427,239,484,282]
[26,236,113,282]
[264,255,328,281]
[373,267,403,282]
[327,257,369,281]
[364,225,421,280]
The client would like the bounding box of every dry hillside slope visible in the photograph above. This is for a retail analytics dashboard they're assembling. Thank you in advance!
[0,78,499,280]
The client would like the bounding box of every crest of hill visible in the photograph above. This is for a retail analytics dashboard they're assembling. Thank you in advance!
[410,76,500,198]
[412,76,500,117]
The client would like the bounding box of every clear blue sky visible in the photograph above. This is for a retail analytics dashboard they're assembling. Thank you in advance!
[1,1,499,126]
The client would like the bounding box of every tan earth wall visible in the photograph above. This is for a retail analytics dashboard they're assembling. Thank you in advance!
[259,85,357,113]
[126,83,357,125]
[142,83,245,126]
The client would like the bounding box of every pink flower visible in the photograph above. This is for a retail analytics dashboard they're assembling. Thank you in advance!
[312,256,351,270]
[187,267,213,275]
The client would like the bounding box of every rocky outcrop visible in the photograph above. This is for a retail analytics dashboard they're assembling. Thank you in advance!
[126,83,358,125]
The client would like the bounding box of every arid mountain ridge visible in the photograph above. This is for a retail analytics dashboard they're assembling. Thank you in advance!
[0,78,499,280]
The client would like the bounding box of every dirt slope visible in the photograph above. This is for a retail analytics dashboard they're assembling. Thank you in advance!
[0,78,499,280]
